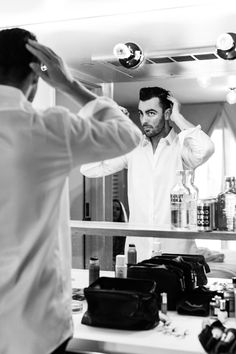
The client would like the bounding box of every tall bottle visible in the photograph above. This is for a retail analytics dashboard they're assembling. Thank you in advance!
[184,170,199,230]
[170,170,190,230]
[89,256,100,285]
[217,176,236,231]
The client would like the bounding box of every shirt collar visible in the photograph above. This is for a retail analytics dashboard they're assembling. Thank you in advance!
[141,128,177,147]
[0,85,28,108]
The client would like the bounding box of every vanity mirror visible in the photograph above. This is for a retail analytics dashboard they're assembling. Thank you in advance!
[3,0,236,273]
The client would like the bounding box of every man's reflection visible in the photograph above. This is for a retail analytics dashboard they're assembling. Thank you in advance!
[81,86,214,261]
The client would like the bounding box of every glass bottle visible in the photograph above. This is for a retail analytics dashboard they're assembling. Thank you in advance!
[217,176,236,231]
[184,170,199,230]
[89,256,100,285]
[170,170,190,230]
[127,244,137,266]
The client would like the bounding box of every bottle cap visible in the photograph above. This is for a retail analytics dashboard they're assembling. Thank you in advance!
[116,255,126,266]
[161,292,167,303]
[90,256,99,262]
[129,244,135,247]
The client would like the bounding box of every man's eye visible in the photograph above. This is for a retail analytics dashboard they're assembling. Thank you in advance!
[148,111,156,117]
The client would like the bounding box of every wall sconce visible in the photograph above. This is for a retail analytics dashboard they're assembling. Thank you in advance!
[113,42,144,69]
[226,88,236,104]
[216,32,236,60]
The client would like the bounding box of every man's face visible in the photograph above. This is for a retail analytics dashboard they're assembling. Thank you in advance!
[138,97,166,138]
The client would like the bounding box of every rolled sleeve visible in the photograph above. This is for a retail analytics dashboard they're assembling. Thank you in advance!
[179,125,215,169]
[62,97,142,167]
[80,154,128,178]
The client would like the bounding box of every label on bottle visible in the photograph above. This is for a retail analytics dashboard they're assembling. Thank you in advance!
[197,205,212,231]
[225,194,236,231]
[170,193,189,229]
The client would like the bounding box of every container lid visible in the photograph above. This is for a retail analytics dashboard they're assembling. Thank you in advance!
[161,292,167,303]
[128,244,136,247]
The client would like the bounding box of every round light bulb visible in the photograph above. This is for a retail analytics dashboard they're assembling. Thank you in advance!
[113,43,131,59]
[216,33,234,51]
[226,89,236,104]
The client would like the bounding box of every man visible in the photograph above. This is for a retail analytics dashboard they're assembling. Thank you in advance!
[0,28,141,354]
[81,86,215,260]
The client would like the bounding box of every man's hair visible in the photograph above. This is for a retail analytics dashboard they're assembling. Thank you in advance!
[0,28,39,82]
[139,86,172,111]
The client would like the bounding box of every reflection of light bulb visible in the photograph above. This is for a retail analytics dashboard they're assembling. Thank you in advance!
[113,43,131,59]
[226,89,236,104]
[216,33,234,50]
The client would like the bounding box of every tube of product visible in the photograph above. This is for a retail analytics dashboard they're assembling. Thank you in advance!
[161,292,168,314]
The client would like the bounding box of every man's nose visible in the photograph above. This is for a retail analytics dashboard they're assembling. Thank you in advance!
[142,114,149,123]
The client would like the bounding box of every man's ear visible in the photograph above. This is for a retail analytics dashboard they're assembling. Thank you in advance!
[164,108,171,121]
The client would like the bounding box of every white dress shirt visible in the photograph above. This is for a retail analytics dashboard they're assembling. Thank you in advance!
[0,85,141,354]
[81,126,214,261]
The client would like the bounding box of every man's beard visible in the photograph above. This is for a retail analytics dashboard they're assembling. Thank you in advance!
[142,122,165,138]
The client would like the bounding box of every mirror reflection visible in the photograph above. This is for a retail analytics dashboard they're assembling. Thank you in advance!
[22,3,236,276]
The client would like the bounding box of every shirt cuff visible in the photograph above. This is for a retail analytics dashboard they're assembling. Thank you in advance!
[78,96,118,119]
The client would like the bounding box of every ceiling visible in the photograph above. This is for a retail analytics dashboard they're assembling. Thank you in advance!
[2,0,236,106]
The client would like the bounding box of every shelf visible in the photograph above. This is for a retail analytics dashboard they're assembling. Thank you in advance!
[70,220,236,240]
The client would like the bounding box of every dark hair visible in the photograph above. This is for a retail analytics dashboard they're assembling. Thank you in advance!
[0,28,39,82]
[139,86,172,111]
[113,199,127,222]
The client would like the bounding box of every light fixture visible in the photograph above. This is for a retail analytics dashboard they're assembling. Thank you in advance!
[226,88,236,104]
[113,42,144,69]
[216,32,236,60]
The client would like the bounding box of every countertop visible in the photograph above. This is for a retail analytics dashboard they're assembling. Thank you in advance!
[68,269,236,354]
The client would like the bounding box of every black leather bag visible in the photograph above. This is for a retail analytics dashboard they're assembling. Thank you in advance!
[81,277,159,330]
[161,253,210,287]
[127,261,186,310]
[127,253,210,310]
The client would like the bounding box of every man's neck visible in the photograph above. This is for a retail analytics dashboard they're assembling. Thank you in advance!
[150,125,171,153]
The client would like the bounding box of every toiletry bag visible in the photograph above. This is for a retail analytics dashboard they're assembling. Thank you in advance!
[81,276,159,330]
[127,261,186,310]
[161,253,210,287]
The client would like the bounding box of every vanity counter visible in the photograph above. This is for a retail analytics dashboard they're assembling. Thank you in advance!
[69,269,236,354]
